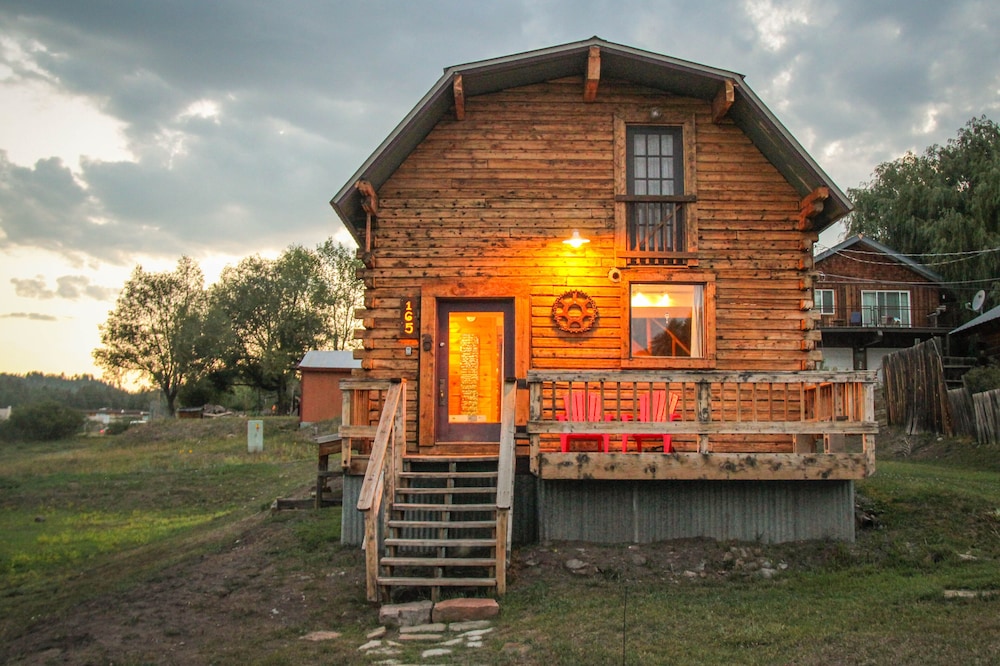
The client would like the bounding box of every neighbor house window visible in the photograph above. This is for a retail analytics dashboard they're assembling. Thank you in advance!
[861,290,911,326]
[629,283,704,358]
[815,289,835,315]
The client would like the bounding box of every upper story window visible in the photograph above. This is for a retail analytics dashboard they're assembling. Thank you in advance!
[862,290,911,327]
[614,114,697,268]
[814,289,835,315]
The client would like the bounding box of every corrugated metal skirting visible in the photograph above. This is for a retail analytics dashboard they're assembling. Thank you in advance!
[343,476,855,545]
[538,480,855,543]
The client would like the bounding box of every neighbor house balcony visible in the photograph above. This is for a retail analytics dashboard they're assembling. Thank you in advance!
[818,305,949,330]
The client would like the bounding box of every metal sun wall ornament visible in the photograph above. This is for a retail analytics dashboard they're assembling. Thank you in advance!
[552,290,598,333]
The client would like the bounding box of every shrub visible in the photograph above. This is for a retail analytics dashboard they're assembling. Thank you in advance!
[0,400,84,441]
[964,365,1000,394]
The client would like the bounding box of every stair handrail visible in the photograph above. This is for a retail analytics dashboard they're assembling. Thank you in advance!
[495,378,518,596]
[356,378,406,602]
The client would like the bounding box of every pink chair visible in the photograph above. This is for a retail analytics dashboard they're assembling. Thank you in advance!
[557,392,611,453]
[621,391,679,453]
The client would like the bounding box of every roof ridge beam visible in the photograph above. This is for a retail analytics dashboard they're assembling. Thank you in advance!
[584,46,600,102]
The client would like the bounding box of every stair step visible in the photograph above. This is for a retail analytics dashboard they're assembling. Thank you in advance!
[388,519,496,529]
[400,471,498,479]
[393,503,496,512]
[396,486,496,495]
[385,537,495,548]
[381,556,496,567]
[376,576,497,588]
[405,455,498,463]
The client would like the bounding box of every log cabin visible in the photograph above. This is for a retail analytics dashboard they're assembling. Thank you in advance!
[813,234,956,377]
[328,37,877,602]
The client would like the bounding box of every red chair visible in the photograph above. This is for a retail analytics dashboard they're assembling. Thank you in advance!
[621,391,679,453]
[557,391,611,453]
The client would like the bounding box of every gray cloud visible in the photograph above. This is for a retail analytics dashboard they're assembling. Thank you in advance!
[0,0,998,269]
[11,274,116,301]
[0,312,58,321]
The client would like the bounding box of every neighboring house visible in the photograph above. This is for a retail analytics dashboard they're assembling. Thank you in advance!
[950,304,1000,361]
[297,350,361,425]
[813,235,955,376]
[329,38,875,601]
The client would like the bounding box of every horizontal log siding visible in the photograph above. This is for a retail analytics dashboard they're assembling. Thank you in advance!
[360,77,817,450]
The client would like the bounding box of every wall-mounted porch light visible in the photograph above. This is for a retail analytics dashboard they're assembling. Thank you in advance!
[563,229,590,249]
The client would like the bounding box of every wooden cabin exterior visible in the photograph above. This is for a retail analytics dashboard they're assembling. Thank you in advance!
[813,235,955,375]
[329,38,876,601]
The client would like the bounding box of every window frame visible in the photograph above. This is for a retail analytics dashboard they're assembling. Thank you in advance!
[614,112,698,267]
[814,289,835,315]
[861,290,911,327]
[621,271,716,369]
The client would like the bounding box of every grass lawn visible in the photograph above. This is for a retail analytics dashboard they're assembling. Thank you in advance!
[1,421,999,664]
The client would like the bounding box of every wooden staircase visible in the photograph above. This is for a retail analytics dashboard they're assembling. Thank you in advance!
[377,456,501,601]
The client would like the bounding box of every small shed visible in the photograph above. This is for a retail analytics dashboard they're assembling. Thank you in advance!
[297,350,361,425]
[951,304,1000,361]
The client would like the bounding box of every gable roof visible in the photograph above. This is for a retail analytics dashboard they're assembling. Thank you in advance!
[330,36,851,240]
[297,350,361,370]
[814,234,947,284]
[951,304,1000,336]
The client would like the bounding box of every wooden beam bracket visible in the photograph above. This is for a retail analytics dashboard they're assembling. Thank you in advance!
[453,74,465,120]
[796,187,830,230]
[711,80,735,123]
[584,46,601,102]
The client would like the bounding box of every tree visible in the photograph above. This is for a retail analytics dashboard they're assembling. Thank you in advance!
[212,245,338,413]
[316,239,365,350]
[0,400,83,441]
[847,116,1000,306]
[93,257,214,416]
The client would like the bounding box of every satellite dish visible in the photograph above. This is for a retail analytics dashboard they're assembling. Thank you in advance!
[972,290,986,313]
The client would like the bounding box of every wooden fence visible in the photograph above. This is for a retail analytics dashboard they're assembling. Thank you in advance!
[881,338,952,435]
[948,387,1000,444]
[884,338,1000,443]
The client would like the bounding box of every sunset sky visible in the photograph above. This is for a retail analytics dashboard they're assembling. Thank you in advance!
[1,1,998,384]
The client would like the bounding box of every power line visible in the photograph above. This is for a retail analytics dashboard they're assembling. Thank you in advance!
[816,272,1000,288]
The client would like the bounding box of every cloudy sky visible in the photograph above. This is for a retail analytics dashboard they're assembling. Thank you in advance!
[1,0,998,381]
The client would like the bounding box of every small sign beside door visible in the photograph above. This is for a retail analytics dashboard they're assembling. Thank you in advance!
[400,298,418,340]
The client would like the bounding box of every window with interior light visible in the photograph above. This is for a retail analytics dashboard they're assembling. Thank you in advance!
[624,277,715,367]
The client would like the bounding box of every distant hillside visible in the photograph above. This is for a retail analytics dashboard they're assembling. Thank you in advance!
[0,373,156,411]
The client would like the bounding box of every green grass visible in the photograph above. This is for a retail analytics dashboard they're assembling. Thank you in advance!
[0,417,322,650]
[2,422,999,664]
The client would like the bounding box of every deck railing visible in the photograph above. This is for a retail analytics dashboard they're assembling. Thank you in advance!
[527,370,877,479]
[495,378,518,595]
[354,379,406,602]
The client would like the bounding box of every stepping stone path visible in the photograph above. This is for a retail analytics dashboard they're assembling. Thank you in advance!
[358,598,505,663]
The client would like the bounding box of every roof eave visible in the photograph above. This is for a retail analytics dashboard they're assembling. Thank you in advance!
[331,37,851,235]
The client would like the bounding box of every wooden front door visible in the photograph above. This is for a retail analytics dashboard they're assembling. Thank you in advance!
[435,299,514,442]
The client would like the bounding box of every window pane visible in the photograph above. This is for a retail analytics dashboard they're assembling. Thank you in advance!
[646,135,659,156]
[634,134,646,156]
[661,134,674,156]
[630,283,703,358]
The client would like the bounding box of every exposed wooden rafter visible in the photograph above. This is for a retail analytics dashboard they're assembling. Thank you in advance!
[797,187,829,230]
[712,79,735,123]
[356,180,378,265]
[453,74,465,120]
[584,46,600,102]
